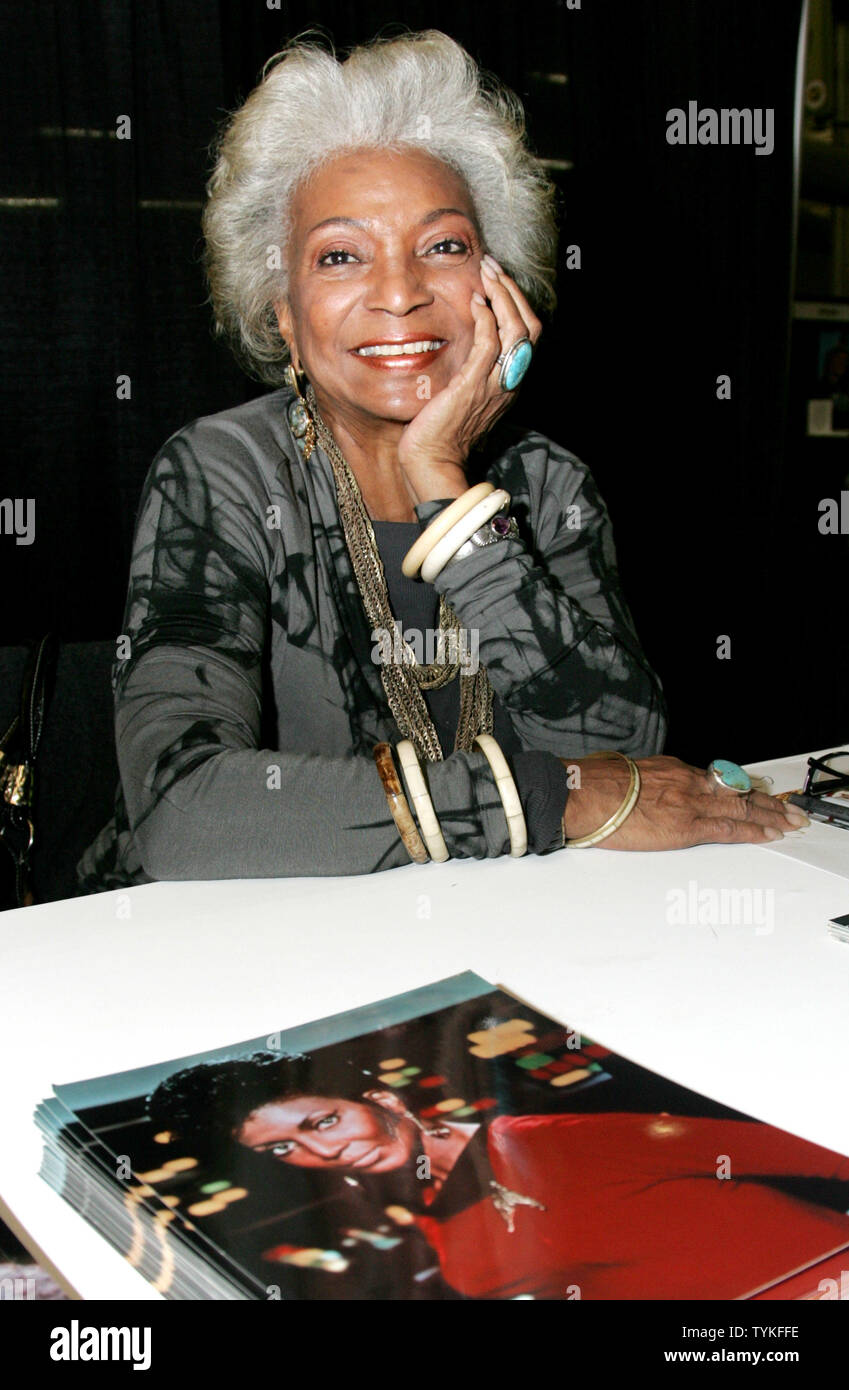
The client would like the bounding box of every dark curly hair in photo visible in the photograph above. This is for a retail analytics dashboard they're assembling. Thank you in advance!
[146,1052,388,1156]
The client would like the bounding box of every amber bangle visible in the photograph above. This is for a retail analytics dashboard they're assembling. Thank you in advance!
[373,743,429,864]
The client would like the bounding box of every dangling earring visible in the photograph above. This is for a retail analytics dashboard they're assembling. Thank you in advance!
[403,1108,451,1141]
[363,1090,451,1140]
[285,358,315,460]
[286,358,306,398]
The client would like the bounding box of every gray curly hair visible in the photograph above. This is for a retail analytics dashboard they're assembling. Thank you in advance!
[202,30,558,385]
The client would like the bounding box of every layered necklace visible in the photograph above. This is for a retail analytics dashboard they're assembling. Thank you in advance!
[295,383,494,763]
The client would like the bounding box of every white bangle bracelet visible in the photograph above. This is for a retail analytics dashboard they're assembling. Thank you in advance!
[396,740,450,863]
[401,482,494,579]
[420,490,511,584]
[473,733,528,858]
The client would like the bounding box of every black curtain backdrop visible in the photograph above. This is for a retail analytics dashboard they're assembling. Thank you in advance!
[1,0,822,766]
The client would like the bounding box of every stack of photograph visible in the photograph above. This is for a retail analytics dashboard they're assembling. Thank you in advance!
[35,973,849,1301]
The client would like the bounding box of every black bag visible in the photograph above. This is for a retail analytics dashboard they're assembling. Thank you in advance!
[0,634,57,909]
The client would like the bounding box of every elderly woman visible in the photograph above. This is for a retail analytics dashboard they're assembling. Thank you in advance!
[78,31,804,888]
[148,1053,849,1300]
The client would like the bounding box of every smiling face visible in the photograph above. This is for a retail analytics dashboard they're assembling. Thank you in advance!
[274,146,485,429]
[235,1091,419,1173]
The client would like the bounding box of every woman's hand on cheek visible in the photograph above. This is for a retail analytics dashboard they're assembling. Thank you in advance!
[397,259,542,506]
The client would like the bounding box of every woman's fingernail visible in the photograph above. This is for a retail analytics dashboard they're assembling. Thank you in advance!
[784,809,810,827]
[480,259,495,277]
[763,827,783,840]
[472,290,486,304]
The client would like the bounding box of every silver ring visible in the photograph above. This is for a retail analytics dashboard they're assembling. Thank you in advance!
[707,759,752,795]
[496,336,533,391]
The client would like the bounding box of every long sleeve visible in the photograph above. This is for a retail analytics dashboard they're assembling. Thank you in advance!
[415,430,667,758]
[107,417,513,881]
[79,395,665,887]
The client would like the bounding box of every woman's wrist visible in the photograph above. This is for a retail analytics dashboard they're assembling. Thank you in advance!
[403,482,495,578]
[399,459,469,506]
[560,755,632,843]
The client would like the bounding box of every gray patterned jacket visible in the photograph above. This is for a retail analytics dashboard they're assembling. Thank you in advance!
[77,387,666,887]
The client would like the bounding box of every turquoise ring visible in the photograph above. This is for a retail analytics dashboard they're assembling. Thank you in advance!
[708,759,752,794]
[497,336,533,391]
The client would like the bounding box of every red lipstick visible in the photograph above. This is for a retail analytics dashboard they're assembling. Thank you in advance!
[350,335,448,371]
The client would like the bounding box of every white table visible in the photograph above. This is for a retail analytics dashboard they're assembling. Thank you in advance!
[1,748,847,1300]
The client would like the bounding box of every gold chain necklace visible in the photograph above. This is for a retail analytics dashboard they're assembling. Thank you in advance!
[302,385,494,762]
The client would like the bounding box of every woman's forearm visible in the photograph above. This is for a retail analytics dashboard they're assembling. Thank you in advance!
[116,647,516,879]
[413,458,667,759]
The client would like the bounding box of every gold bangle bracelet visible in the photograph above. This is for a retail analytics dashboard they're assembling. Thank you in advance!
[373,743,429,864]
[401,482,495,579]
[564,751,641,848]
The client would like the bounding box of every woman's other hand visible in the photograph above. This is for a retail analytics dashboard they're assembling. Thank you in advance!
[397,258,542,505]
[560,754,809,850]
